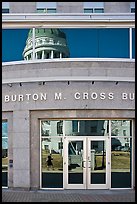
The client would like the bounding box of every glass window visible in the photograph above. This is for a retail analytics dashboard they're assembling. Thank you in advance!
[84,8,104,13]
[90,140,106,184]
[131,8,135,13]
[65,120,109,136]
[2,29,30,62]
[84,8,93,13]
[2,121,8,187]
[41,120,63,136]
[41,137,63,188]
[47,8,56,13]
[41,120,110,137]
[2,28,131,62]
[98,28,129,58]
[36,2,56,13]
[84,2,104,13]
[37,8,46,13]
[2,2,9,13]
[68,140,84,184]
[94,8,104,13]
[37,8,56,13]
[111,137,132,188]
[132,28,135,59]
[2,9,9,13]
[130,2,135,13]
[111,120,132,137]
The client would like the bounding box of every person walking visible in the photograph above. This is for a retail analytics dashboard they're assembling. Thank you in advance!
[46,154,54,170]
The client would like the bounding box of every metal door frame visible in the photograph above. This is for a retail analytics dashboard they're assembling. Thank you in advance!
[64,136,86,189]
[87,137,109,189]
[64,136,110,189]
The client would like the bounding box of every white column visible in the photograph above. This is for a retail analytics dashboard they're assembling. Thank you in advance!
[42,50,44,59]
[32,28,35,60]
[60,52,62,58]
[51,50,54,59]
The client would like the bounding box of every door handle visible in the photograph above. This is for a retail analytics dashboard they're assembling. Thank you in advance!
[88,161,91,168]
[82,161,86,168]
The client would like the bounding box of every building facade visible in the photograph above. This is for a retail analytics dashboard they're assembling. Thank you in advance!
[2,2,135,190]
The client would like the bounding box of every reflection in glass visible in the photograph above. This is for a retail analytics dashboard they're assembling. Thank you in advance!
[37,8,56,13]
[111,137,131,188]
[90,141,106,184]
[68,140,83,184]
[2,28,131,62]
[41,120,63,136]
[23,28,70,60]
[41,137,63,188]
[111,120,132,136]
[65,120,109,136]
[2,121,8,187]
[2,29,29,62]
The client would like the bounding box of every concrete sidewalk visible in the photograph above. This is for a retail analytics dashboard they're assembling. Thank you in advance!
[2,188,135,202]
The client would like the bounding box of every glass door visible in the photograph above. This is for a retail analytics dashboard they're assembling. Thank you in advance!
[64,137,86,189]
[87,138,108,189]
[64,137,109,189]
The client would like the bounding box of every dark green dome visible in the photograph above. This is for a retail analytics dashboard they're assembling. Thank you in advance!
[23,28,70,60]
[28,28,67,39]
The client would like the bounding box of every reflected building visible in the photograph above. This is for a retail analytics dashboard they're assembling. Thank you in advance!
[23,28,70,60]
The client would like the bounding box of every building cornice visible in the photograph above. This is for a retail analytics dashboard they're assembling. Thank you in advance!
[2,76,135,85]
[2,13,135,28]
[2,58,135,66]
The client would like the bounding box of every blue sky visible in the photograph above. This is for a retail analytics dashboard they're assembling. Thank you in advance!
[2,28,134,62]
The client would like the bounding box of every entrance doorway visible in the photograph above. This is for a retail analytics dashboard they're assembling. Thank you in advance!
[40,119,132,189]
[64,137,109,189]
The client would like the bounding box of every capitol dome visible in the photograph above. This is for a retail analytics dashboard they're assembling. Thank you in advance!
[23,28,70,60]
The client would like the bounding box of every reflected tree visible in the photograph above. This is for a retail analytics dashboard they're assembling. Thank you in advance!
[111,138,122,151]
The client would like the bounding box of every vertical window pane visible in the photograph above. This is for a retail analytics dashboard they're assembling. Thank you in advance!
[65,120,109,136]
[41,137,63,188]
[62,28,99,58]
[68,140,83,184]
[111,137,132,188]
[2,29,30,62]
[99,28,129,58]
[132,28,135,59]
[90,141,106,184]
[131,8,135,13]
[111,120,132,136]
[2,121,8,187]
[41,120,63,137]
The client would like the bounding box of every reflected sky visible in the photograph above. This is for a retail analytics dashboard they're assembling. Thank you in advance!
[2,28,133,62]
